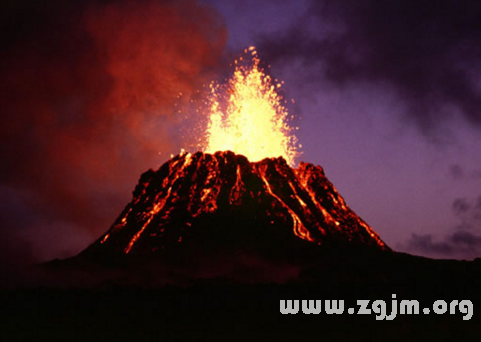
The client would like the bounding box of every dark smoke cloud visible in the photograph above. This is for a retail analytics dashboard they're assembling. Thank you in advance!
[258,0,481,135]
[402,195,481,259]
[0,0,226,264]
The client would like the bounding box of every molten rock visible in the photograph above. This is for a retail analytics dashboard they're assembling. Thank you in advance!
[82,151,388,259]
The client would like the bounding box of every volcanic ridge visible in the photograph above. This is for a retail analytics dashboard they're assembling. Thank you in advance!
[82,151,388,258]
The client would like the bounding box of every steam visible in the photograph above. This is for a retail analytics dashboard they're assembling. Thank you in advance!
[0,0,226,263]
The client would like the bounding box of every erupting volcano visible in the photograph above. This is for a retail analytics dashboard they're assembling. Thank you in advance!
[81,48,388,259]
[204,47,300,166]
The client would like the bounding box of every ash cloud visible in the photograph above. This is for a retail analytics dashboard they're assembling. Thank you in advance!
[258,0,481,135]
[0,0,226,265]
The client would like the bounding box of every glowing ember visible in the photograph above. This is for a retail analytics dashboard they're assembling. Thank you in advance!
[204,47,300,166]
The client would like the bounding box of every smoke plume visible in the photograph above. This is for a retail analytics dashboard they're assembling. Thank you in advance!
[0,0,226,264]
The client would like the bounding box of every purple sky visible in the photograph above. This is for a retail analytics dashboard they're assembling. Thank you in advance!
[202,0,481,259]
[1,0,480,265]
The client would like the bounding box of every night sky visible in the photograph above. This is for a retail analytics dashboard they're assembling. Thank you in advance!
[1,0,481,268]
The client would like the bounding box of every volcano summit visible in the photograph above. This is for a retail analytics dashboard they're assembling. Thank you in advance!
[80,48,388,262]
[82,151,388,259]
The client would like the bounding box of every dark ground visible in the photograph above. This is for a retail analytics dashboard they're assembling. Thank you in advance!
[1,250,480,341]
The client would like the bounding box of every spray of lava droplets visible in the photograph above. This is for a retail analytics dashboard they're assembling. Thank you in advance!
[204,47,301,166]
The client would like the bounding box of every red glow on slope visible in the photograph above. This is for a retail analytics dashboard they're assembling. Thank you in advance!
[255,164,314,242]
[87,154,388,255]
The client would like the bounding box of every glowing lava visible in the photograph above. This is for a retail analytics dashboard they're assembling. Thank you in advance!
[81,48,389,257]
[83,151,388,256]
[204,47,300,166]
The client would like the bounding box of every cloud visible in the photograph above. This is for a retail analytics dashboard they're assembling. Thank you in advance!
[449,164,465,180]
[452,195,481,227]
[405,231,481,260]
[258,0,481,135]
[403,195,481,259]
[448,164,481,181]
[452,197,470,216]
[0,0,226,263]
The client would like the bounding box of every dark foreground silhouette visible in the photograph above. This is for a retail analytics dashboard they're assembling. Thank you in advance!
[1,248,480,341]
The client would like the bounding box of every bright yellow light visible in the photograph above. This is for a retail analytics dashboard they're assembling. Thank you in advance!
[204,47,300,166]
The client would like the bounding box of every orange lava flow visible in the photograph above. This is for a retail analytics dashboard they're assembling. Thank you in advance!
[204,47,300,166]
[124,186,172,254]
[229,165,244,205]
[256,165,314,242]
[296,173,338,228]
[124,154,193,254]
[100,234,110,244]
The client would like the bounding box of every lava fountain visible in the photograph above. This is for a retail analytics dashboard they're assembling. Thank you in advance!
[81,47,388,258]
[204,47,300,166]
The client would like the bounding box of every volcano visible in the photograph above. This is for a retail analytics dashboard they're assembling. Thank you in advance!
[81,151,388,260]
[17,151,481,341]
